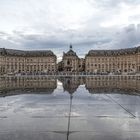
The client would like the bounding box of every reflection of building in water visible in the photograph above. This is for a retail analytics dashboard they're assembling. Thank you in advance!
[0,76,140,96]
[0,77,57,95]
[85,76,140,93]
[58,77,84,94]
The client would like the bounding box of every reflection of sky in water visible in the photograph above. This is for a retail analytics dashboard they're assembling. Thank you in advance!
[0,76,140,140]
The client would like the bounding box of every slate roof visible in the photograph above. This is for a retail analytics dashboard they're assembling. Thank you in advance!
[63,45,78,58]
[64,49,78,56]
[86,46,140,57]
[0,48,56,57]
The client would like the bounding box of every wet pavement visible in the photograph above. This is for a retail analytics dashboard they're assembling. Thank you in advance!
[0,76,140,140]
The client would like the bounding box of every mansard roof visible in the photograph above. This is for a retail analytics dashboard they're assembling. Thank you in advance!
[86,46,140,57]
[64,49,78,56]
[0,48,56,57]
[63,45,78,57]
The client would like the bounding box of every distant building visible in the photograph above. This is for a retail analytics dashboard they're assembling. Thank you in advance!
[0,48,57,75]
[0,45,140,75]
[57,61,63,72]
[85,46,140,74]
[59,45,85,72]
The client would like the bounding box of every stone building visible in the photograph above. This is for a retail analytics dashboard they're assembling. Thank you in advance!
[0,46,140,75]
[62,45,79,72]
[59,45,85,72]
[0,48,57,75]
[85,46,140,74]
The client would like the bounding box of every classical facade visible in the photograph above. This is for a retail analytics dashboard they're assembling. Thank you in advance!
[59,45,85,72]
[0,45,140,75]
[85,46,140,74]
[0,48,57,75]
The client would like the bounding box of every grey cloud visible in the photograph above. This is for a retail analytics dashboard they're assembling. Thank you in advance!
[98,24,140,49]
[129,15,140,23]
[88,0,140,8]
[0,0,140,58]
[1,23,140,57]
[1,24,140,50]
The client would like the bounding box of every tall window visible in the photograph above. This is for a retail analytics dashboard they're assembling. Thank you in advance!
[67,60,70,65]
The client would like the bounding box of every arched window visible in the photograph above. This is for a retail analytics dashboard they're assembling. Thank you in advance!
[67,60,70,65]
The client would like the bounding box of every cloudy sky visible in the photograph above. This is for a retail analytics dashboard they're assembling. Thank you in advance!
[0,0,140,60]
